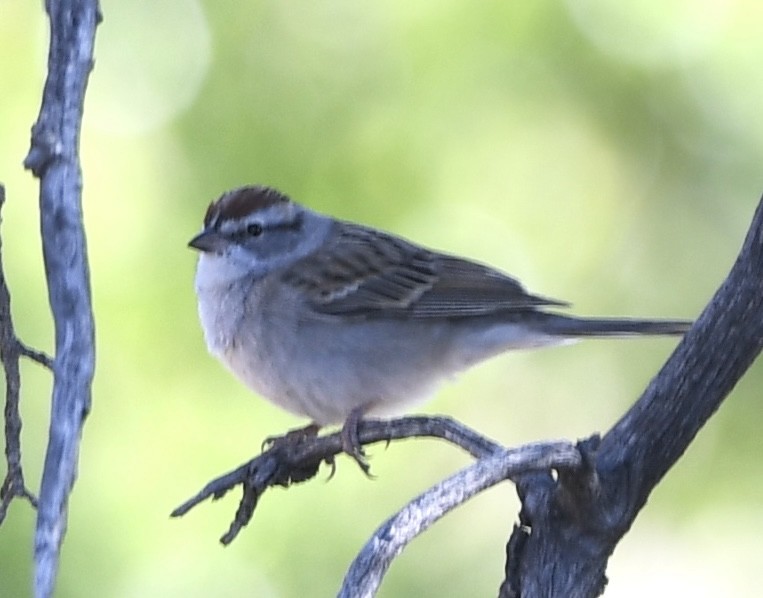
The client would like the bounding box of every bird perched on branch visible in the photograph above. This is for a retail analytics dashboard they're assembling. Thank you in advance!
[189,185,690,470]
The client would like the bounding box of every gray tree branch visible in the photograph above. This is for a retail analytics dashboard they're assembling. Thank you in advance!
[0,185,52,524]
[172,415,504,544]
[339,441,582,598]
[175,193,763,597]
[23,2,101,597]
[505,195,763,597]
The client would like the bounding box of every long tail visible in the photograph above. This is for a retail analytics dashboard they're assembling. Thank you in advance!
[537,314,691,337]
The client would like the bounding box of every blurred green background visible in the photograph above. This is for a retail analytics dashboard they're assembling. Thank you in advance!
[2,1,762,596]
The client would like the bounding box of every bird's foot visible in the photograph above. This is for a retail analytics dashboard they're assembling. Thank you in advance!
[340,406,373,476]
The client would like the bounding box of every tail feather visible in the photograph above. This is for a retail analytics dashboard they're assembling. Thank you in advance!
[539,314,691,338]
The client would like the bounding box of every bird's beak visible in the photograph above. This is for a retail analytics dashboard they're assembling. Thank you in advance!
[188,230,227,253]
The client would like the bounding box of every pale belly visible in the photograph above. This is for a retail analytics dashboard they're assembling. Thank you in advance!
[197,267,561,425]
[218,317,456,425]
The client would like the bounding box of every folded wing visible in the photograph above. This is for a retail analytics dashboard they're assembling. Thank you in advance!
[281,223,567,319]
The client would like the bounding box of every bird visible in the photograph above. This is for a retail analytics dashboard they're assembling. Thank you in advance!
[189,185,690,468]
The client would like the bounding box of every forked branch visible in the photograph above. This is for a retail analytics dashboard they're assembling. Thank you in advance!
[0,186,53,525]
[504,195,763,597]
[172,416,502,544]
[174,196,763,597]
[339,440,582,598]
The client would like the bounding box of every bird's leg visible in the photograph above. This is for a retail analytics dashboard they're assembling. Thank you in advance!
[261,408,375,475]
[340,404,374,475]
[261,422,321,452]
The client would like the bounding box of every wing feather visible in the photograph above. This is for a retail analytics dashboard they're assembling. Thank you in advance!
[281,223,567,318]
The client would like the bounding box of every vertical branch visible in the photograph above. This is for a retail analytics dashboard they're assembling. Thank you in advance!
[23,2,101,597]
[0,185,48,523]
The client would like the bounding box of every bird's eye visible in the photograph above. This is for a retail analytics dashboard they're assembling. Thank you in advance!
[246,222,263,237]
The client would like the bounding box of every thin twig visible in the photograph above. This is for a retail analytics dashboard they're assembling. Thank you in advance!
[172,416,502,544]
[18,342,53,370]
[0,185,41,523]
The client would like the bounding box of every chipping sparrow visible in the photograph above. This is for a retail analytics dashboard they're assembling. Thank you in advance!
[189,185,690,465]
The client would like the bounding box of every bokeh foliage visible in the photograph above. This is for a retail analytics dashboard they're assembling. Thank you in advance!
[1,1,762,596]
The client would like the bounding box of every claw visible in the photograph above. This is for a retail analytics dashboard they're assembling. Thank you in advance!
[340,406,373,476]
[324,455,337,481]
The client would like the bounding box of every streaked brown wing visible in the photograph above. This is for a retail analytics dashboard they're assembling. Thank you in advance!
[408,255,568,317]
[281,223,567,318]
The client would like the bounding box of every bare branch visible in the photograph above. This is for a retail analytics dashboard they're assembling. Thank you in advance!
[24,2,101,597]
[176,192,763,597]
[600,195,763,488]
[339,441,582,598]
[172,416,502,544]
[505,196,763,597]
[18,343,54,370]
[0,185,40,523]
